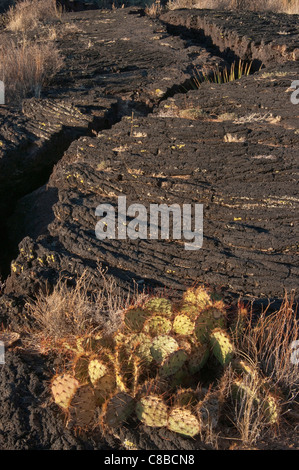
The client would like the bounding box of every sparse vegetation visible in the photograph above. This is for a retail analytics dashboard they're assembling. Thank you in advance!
[26,276,298,447]
[166,0,299,14]
[0,0,64,104]
[145,0,163,16]
[193,60,253,88]
[5,0,62,33]
[0,36,63,104]
[26,269,136,351]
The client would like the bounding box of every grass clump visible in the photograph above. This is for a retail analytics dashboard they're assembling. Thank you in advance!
[5,0,62,33]
[0,36,63,104]
[193,60,253,88]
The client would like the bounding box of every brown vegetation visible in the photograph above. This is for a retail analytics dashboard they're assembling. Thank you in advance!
[166,0,299,14]
[5,0,61,32]
[0,36,63,104]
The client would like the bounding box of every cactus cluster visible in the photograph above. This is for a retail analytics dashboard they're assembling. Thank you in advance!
[50,286,281,436]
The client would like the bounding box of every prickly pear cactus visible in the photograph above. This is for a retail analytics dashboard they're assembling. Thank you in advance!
[195,307,226,342]
[167,407,201,437]
[103,392,135,428]
[173,314,195,336]
[144,298,172,317]
[179,303,201,321]
[231,377,260,405]
[144,315,172,336]
[51,374,80,410]
[124,308,148,332]
[88,358,108,385]
[188,344,210,374]
[125,333,153,365]
[183,286,212,309]
[150,335,179,363]
[232,358,260,380]
[69,385,96,427]
[210,328,235,366]
[174,388,198,407]
[262,393,280,425]
[73,355,90,384]
[197,389,221,430]
[93,373,116,404]
[136,395,168,427]
[49,286,283,440]
[159,349,188,377]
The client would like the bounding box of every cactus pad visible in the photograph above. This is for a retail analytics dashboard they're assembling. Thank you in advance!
[263,393,280,425]
[104,392,135,428]
[144,315,172,336]
[136,395,168,427]
[69,385,96,427]
[195,308,226,342]
[175,389,198,407]
[232,359,260,380]
[144,298,172,317]
[150,335,179,363]
[170,368,191,388]
[173,314,195,336]
[188,344,210,374]
[183,286,212,309]
[126,333,153,365]
[179,303,201,321]
[124,308,148,332]
[88,358,108,385]
[51,374,80,410]
[73,355,90,384]
[93,373,116,404]
[160,349,188,377]
[231,378,260,406]
[168,407,201,437]
[210,328,234,366]
[197,392,220,429]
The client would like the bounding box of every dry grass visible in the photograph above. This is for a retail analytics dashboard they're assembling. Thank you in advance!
[0,36,63,104]
[26,272,98,344]
[223,367,275,447]
[145,0,164,16]
[238,294,299,403]
[5,0,62,33]
[25,269,147,353]
[167,0,299,14]
[213,293,299,446]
